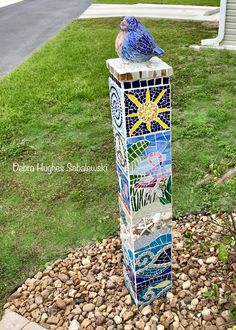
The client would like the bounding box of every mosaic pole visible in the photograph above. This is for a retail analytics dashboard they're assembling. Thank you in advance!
[107,58,173,305]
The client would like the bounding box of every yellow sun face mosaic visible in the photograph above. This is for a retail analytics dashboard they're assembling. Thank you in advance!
[127,89,169,135]
[125,85,171,137]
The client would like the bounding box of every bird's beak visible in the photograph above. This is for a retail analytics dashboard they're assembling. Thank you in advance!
[120,19,128,31]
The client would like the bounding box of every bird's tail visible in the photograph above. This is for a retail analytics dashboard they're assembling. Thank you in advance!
[153,46,165,57]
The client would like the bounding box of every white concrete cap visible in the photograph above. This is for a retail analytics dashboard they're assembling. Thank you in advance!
[106,57,173,81]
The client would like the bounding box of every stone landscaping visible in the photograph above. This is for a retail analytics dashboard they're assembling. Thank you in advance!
[4,213,236,330]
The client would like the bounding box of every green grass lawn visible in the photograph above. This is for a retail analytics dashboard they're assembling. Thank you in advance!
[96,0,220,6]
[0,18,236,312]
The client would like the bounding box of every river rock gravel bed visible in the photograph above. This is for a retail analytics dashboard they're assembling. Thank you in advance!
[4,213,236,330]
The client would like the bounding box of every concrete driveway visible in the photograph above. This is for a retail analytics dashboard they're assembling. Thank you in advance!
[80,3,219,22]
[0,0,91,77]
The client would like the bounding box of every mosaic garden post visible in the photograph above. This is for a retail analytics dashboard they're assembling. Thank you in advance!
[107,58,173,305]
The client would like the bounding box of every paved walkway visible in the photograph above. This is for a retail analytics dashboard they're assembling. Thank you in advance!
[0,310,46,330]
[0,0,91,77]
[79,3,219,22]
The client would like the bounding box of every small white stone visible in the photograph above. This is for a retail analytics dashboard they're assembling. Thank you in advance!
[170,296,177,307]
[182,280,191,290]
[172,322,179,329]
[114,315,122,325]
[206,256,217,264]
[176,242,184,248]
[232,263,236,272]
[166,292,174,299]
[54,279,62,288]
[83,303,95,313]
[124,325,133,330]
[125,295,132,305]
[164,310,173,318]
[68,289,77,297]
[82,258,91,266]
[157,325,165,330]
[191,298,199,306]
[41,313,48,322]
[202,309,211,315]
[34,271,43,280]
[219,298,227,305]
[141,305,152,316]
[144,326,151,330]
[25,278,36,287]
[69,319,80,330]
[180,273,188,281]
[221,310,231,321]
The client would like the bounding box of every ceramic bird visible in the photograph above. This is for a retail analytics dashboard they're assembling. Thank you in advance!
[115,16,164,63]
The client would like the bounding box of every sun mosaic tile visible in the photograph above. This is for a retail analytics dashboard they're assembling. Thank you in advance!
[107,58,173,305]
[125,85,171,138]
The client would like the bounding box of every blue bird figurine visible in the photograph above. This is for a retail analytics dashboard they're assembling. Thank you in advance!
[115,16,164,63]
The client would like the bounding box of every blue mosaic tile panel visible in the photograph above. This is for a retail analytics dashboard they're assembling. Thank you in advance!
[124,77,169,90]
[109,78,125,136]
[135,230,172,255]
[127,131,171,216]
[136,272,172,304]
[119,197,132,228]
[122,241,135,271]
[133,224,172,251]
[122,229,172,305]
[135,231,172,304]
[108,69,173,305]
[116,164,130,212]
[125,85,171,137]
[114,129,128,176]
[123,264,137,304]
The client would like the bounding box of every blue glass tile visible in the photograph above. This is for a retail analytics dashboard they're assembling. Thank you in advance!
[140,80,147,87]
[148,79,154,86]
[132,80,140,88]
[124,82,131,89]
[155,78,162,85]
[163,77,169,85]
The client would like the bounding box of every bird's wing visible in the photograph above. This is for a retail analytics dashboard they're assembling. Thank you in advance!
[129,30,156,55]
